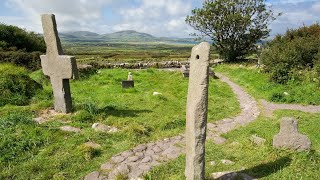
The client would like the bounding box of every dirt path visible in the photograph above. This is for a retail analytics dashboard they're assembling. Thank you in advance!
[84,73,261,180]
[261,99,320,117]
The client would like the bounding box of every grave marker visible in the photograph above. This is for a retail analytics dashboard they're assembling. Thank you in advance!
[40,14,78,113]
[185,42,210,180]
[122,72,134,88]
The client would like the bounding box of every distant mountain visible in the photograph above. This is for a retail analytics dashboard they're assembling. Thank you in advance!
[101,30,155,42]
[58,30,198,44]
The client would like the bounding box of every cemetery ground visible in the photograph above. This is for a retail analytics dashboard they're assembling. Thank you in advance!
[0,67,239,179]
[1,61,320,179]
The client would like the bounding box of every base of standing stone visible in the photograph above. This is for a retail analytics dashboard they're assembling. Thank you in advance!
[122,80,134,88]
[183,71,189,78]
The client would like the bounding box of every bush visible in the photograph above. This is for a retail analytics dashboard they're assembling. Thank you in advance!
[261,24,320,83]
[0,64,42,106]
[0,23,45,52]
[0,51,42,71]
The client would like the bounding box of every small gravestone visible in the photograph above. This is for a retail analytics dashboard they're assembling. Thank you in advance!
[122,72,134,88]
[40,14,78,113]
[185,42,210,180]
[273,117,311,151]
[181,65,189,78]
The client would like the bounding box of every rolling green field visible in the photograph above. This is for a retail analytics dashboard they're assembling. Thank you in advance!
[63,42,219,64]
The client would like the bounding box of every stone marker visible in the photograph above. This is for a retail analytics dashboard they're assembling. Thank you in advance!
[122,72,134,88]
[273,117,311,151]
[181,65,190,78]
[185,42,210,180]
[40,14,78,113]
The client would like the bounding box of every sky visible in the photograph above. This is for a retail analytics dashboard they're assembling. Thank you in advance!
[0,0,319,38]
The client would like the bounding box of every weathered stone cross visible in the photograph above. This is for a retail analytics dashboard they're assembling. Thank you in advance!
[185,42,210,180]
[40,14,78,113]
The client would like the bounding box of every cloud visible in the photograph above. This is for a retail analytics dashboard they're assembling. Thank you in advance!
[116,0,193,37]
[2,0,120,33]
[1,0,194,37]
[270,1,320,36]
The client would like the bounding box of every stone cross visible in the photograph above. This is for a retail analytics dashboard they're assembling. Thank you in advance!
[273,117,311,151]
[185,42,210,180]
[40,14,78,113]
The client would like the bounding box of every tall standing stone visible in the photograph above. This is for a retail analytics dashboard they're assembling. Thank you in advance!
[40,14,78,113]
[185,42,210,180]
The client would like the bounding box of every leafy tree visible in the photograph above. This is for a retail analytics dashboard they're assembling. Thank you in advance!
[186,0,278,61]
[0,23,45,52]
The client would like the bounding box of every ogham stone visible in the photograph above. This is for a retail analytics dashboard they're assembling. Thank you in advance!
[40,14,78,113]
[185,42,210,180]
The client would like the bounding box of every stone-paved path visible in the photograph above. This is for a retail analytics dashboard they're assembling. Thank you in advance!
[84,73,260,180]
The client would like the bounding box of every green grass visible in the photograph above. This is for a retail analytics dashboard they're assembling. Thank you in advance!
[214,63,320,105]
[0,68,239,179]
[147,110,320,179]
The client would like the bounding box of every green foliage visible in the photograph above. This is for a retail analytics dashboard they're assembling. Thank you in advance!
[0,51,42,71]
[215,64,320,105]
[0,112,49,163]
[0,23,45,52]
[261,24,320,83]
[186,0,277,61]
[0,64,42,106]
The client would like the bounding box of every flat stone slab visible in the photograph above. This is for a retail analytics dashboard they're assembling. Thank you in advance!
[211,171,256,180]
[59,126,81,133]
[92,123,118,133]
[273,117,311,151]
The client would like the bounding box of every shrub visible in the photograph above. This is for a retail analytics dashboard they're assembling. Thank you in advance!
[0,23,45,52]
[0,64,42,106]
[0,51,42,71]
[261,24,320,83]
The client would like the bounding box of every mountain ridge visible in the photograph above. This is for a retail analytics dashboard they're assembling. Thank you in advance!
[59,30,198,44]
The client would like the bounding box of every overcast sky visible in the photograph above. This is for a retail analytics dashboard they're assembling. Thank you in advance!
[0,0,319,38]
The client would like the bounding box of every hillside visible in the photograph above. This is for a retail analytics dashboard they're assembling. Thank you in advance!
[58,30,198,44]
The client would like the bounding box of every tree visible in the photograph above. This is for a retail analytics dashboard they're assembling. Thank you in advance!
[186,0,278,61]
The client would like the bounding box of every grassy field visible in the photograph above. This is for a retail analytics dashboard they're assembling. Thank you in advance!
[214,63,320,105]
[63,42,219,64]
[147,110,320,179]
[0,68,239,179]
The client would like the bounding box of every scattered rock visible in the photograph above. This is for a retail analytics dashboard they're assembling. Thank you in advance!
[83,142,101,149]
[273,117,311,151]
[152,92,162,96]
[92,123,118,133]
[111,156,125,163]
[101,162,114,171]
[209,161,216,166]
[59,126,81,133]
[213,136,227,144]
[250,134,266,146]
[84,171,107,180]
[211,171,255,180]
[33,108,64,124]
[221,159,235,165]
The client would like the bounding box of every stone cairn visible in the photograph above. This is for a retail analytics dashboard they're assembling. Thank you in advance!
[273,117,311,151]
[40,14,78,113]
[122,72,134,88]
[185,42,210,180]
